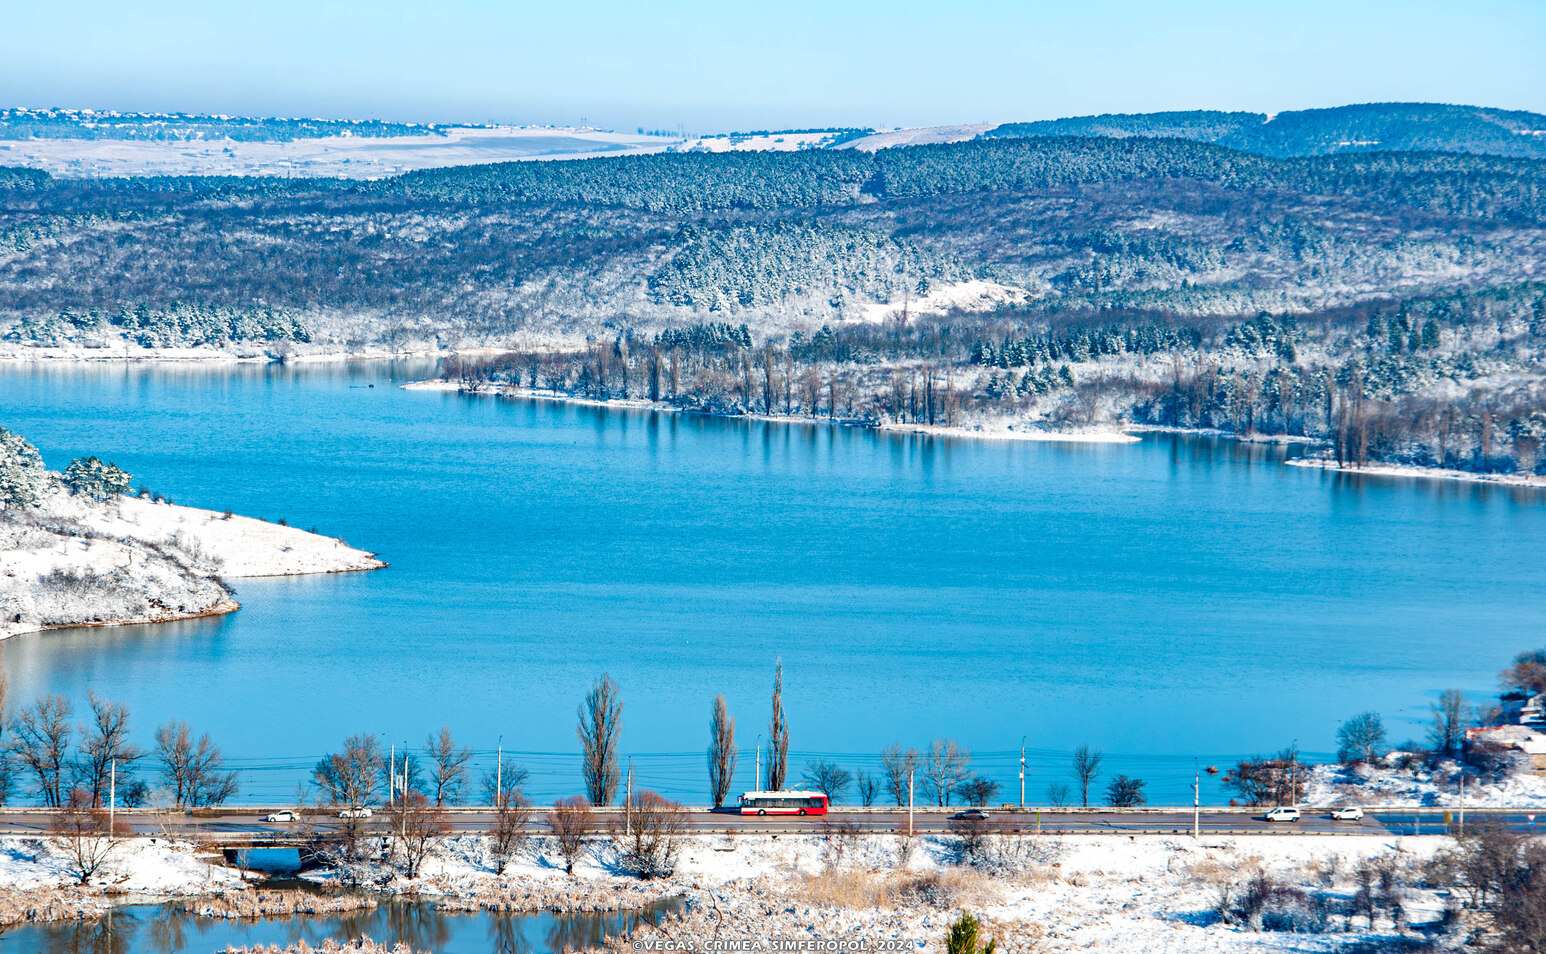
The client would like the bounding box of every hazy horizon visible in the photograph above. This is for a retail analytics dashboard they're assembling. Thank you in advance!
[3,0,1542,135]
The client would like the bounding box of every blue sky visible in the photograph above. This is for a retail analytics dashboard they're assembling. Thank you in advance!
[3,0,1543,131]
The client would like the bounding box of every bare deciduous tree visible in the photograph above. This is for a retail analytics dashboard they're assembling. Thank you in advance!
[74,693,141,807]
[881,743,919,806]
[1071,744,1103,808]
[312,733,385,810]
[424,726,474,806]
[922,739,971,807]
[855,770,879,806]
[481,761,531,806]
[384,789,451,878]
[489,790,533,874]
[707,695,737,808]
[577,674,622,806]
[1500,649,1546,695]
[1336,712,1388,765]
[548,795,593,875]
[50,793,128,884]
[800,760,852,804]
[1046,782,1072,808]
[1105,775,1146,807]
[956,775,1001,807]
[768,658,789,791]
[612,790,686,879]
[154,721,239,808]
[8,695,73,807]
[1429,688,1468,757]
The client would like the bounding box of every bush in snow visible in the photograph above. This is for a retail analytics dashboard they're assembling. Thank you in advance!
[62,456,132,501]
[0,426,50,507]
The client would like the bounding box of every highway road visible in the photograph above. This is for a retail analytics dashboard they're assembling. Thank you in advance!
[0,806,1536,844]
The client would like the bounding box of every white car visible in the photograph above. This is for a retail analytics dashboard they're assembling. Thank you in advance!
[1330,806,1365,821]
[337,807,373,819]
[1264,806,1302,822]
[264,810,300,823]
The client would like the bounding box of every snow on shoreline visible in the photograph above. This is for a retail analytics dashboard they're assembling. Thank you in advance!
[1287,454,1546,489]
[105,496,385,579]
[1,492,384,640]
[0,830,1465,952]
[405,379,1141,444]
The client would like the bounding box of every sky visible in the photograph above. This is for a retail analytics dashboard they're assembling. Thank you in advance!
[2,0,1544,132]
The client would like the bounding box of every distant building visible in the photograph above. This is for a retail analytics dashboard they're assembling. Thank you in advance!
[1521,692,1546,726]
[1467,724,1546,774]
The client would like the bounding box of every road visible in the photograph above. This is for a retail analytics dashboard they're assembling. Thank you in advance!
[0,806,1537,844]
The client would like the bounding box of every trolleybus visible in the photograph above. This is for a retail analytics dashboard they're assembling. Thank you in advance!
[738,790,829,815]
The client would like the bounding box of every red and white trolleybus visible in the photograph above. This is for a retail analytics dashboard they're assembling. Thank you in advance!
[738,790,829,815]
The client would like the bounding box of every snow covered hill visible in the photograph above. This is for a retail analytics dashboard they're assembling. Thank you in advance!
[0,429,383,639]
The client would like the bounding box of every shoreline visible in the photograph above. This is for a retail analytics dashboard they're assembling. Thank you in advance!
[13,597,244,641]
[405,379,1142,444]
[1286,455,1546,489]
[2,495,386,640]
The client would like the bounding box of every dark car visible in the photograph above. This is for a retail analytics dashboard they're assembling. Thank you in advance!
[951,808,989,820]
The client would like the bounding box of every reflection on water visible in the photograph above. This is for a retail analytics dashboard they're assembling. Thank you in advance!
[2,897,682,954]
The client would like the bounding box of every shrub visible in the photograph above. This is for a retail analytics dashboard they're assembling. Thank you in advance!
[62,457,132,501]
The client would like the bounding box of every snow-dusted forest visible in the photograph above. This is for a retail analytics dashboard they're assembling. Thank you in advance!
[4,104,1546,476]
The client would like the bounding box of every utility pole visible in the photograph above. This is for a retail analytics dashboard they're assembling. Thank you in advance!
[755,736,762,791]
[1193,769,1200,839]
[109,760,116,832]
[625,758,634,838]
[496,738,503,808]
[1019,737,1026,810]
[907,770,915,838]
[1289,740,1298,809]
[389,742,396,808]
[1459,771,1465,835]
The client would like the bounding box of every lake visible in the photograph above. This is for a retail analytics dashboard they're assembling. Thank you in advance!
[1,360,1541,805]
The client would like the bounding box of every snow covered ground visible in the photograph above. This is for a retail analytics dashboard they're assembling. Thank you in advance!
[312,831,1459,952]
[837,124,995,151]
[0,126,670,179]
[1288,455,1546,489]
[0,836,246,896]
[855,279,1033,324]
[1,489,383,639]
[1306,756,1546,809]
[0,827,1485,951]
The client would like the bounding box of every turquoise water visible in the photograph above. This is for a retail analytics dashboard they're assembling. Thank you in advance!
[1,361,1542,805]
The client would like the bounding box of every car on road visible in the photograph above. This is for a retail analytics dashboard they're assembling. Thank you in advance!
[264,810,300,823]
[1264,806,1302,822]
[951,809,990,821]
[1330,806,1365,821]
[337,807,373,819]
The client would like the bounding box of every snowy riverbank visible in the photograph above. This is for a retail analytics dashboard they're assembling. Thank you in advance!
[0,830,1468,953]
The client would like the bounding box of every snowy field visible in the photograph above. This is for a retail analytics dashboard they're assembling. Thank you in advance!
[0,126,670,179]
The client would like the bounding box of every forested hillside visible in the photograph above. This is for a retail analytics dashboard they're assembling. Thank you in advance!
[988,103,1546,160]
[2,128,1545,477]
[0,108,448,142]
